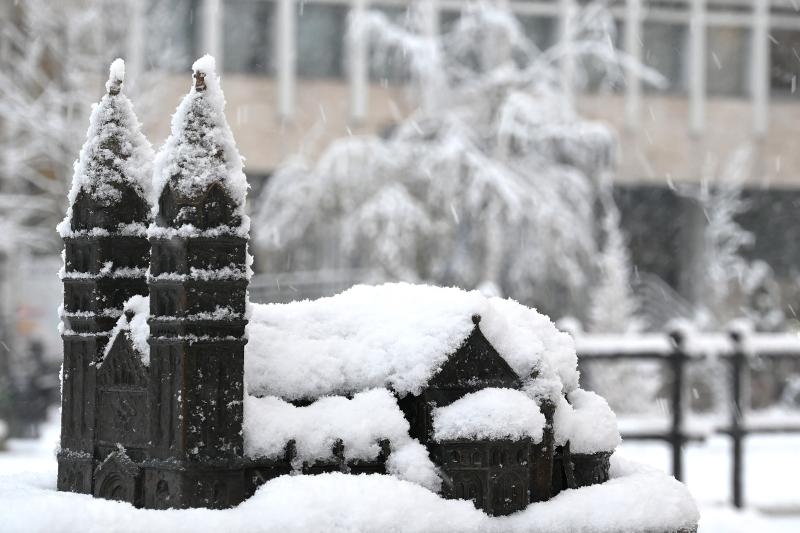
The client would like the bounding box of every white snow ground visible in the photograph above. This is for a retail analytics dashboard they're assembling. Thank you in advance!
[618,432,800,533]
[0,410,795,532]
[0,410,700,533]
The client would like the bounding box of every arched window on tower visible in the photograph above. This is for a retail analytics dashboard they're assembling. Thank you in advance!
[202,183,231,229]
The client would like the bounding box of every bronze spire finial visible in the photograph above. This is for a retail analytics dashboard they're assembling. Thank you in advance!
[193,70,207,92]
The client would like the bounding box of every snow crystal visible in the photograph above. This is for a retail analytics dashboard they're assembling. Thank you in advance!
[244,388,440,490]
[104,295,150,366]
[554,389,621,454]
[245,283,578,401]
[151,54,248,219]
[58,59,153,237]
[432,388,545,443]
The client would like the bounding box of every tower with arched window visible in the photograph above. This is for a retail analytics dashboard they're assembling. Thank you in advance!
[144,55,250,508]
[57,59,153,494]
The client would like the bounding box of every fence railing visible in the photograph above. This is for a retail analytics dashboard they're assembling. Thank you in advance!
[573,329,800,509]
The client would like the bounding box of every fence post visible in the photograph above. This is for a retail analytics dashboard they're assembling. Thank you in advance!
[729,329,746,508]
[668,328,687,481]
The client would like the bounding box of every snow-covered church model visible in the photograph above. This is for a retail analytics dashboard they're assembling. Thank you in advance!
[56,58,622,515]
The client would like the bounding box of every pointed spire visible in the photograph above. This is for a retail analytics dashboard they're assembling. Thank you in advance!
[152,55,248,230]
[57,58,153,236]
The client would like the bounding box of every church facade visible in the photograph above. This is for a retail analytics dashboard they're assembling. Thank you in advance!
[56,57,615,515]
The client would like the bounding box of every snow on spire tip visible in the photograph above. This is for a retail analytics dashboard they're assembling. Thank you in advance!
[192,54,216,75]
[106,58,125,95]
[192,54,217,92]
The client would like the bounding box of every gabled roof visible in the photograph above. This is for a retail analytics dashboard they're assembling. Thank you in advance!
[428,320,520,390]
[97,331,147,388]
[244,283,578,402]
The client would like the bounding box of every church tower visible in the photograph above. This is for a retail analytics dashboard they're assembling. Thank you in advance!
[57,59,153,494]
[144,55,250,509]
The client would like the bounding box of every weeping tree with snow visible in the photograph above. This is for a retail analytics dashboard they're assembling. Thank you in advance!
[253,1,659,318]
[584,195,663,414]
[0,0,189,253]
[588,195,641,334]
[638,147,780,332]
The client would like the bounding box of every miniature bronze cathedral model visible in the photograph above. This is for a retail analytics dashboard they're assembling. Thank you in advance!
[57,58,618,514]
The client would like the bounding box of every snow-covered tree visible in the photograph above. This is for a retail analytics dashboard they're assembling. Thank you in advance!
[585,194,662,414]
[0,0,185,253]
[665,148,759,329]
[693,149,755,322]
[253,1,660,318]
[588,196,641,334]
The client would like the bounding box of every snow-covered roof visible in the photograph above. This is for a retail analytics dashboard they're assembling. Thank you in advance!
[57,58,153,237]
[109,285,615,456]
[117,283,580,403]
[554,389,621,454]
[243,388,440,491]
[152,55,248,216]
[244,283,578,401]
[432,388,546,442]
[105,295,150,366]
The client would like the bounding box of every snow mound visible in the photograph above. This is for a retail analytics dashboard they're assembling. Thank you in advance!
[57,59,153,237]
[152,54,248,218]
[245,283,578,401]
[554,389,621,454]
[244,389,440,491]
[0,456,699,532]
[432,388,545,443]
[104,295,150,366]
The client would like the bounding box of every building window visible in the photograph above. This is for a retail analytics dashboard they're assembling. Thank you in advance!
[145,0,200,73]
[368,5,411,84]
[706,26,750,97]
[224,0,275,75]
[440,8,460,34]
[517,15,557,53]
[770,30,800,97]
[296,2,348,80]
[583,20,625,94]
[642,21,687,94]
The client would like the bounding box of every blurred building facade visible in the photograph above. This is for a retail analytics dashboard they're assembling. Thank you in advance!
[120,0,800,306]
[126,0,800,180]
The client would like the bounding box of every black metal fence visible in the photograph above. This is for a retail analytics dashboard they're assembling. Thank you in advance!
[574,328,800,509]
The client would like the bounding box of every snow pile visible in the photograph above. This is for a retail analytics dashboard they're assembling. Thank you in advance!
[245,283,577,401]
[432,388,545,443]
[57,58,153,237]
[152,54,248,219]
[0,455,699,532]
[554,389,621,454]
[104,295,151,366]
[244,389,440,491]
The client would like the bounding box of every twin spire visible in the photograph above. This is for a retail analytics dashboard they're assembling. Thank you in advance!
[60,55,247,236]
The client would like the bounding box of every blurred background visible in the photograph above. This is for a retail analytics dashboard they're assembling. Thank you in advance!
[1,0,800,530]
